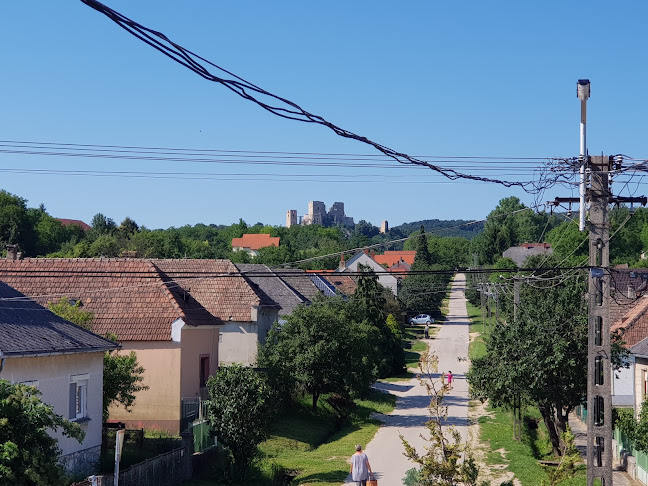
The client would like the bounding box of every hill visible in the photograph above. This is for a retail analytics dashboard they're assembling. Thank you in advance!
[393,219,484,239]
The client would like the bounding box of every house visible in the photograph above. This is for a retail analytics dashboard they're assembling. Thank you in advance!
[235,264,307,318]
[56,218,92,232]
[502,243,553,266]
[0,258,225,434]
[337,250,399,296]
[0,281,118,475]
[373,251,417,268]
[231,233,280,257]
[151,259,280,368]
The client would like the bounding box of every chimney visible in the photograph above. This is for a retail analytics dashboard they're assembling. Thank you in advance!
[339,254,346,271]
[6,245,20,261]
[370,250,376,259]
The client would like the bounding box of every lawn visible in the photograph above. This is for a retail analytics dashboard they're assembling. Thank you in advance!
[479,406,585,486]
[467,301,492,361]
[187,389,396,486]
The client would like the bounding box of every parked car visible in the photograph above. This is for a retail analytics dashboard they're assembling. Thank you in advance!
[409,314,434,325]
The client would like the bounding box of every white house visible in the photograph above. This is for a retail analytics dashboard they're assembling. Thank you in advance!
[337,250,399,295]
[0,281,118,476]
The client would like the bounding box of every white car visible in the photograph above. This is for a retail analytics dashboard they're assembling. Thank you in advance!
[409,314,434,325]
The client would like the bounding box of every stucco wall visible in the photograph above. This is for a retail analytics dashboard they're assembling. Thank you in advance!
[108,341,181,433]
[219,321,259,366]
[635,358,648,415]
[180,326,219,399]
[2,351,104,458]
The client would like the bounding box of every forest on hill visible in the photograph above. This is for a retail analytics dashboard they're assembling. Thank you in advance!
[1,189,647,271]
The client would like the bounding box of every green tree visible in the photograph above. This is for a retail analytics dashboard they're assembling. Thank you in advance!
[0,380,84,485]
[0,190,37,256]
[206,365,274,480]
[118,217,139,238]
[351,266,405,377]
[47,298,94,330]
[102,348,149,421]
[90,212,116,237]
[258,297,375,410]
[468,255,588,455]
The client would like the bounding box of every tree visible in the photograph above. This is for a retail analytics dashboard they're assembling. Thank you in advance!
[206,365,274,479]
[90,213,116,237]
[0,190,37,256]
[351,266,405,377]
[47,298,94,330]
[118,217,139,238]
[102,348,149,421]
[401,351,478,486]
[0,380,84,485]
[467,255,588,455]
[258,297,375,410]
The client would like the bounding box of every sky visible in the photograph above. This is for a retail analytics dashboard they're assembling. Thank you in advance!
[1,1,647,230]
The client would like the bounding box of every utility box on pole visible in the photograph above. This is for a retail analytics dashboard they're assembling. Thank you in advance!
[586,155,612,486]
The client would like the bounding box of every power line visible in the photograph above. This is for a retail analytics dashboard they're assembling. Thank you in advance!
[79,0,568,194]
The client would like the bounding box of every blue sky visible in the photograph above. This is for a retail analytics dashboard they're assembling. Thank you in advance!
[1,1,647,230]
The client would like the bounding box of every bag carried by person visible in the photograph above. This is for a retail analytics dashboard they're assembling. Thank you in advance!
[368,473,378,486]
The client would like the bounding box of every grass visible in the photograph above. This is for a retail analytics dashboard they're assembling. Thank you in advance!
[467,300,585,485]
[478,406,586,486]
[467,301,492,361]
[188,390,396,486]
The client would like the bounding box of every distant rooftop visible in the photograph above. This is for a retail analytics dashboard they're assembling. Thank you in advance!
[231,233,280,250]
[56,218,92,231]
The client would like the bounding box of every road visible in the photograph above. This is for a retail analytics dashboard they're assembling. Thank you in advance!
[343,274,470,485]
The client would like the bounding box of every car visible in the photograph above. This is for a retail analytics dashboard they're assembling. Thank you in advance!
[408,314,434,325]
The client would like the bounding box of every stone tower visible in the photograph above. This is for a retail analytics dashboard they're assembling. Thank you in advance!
[286,210,297,228]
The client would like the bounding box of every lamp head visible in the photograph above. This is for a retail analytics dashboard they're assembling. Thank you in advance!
[577,79,591,101]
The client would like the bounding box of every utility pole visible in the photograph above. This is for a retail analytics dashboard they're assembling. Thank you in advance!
[547,81,647,485]
[586,155,612,486]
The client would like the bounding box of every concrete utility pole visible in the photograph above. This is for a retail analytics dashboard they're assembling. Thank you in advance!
[586,155,612,486]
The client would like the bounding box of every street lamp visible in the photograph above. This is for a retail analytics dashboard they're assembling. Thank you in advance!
[577,79,591,232]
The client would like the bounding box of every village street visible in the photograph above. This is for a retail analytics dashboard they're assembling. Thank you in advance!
[343,274,470,485]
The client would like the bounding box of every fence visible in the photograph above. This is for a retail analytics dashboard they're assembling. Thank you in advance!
[74,432,193,486]
[614,427,648,484]
[180,398,210,432]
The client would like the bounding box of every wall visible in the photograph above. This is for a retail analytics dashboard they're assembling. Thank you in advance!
[179,326,219,399]
[108,341,181,434]
[2,351,104,469]
[636,357,648,414]
[218,321,259,366]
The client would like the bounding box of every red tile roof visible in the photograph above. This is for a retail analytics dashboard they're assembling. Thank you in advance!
[231,234,280,250]
[56,218,92,231]
[152,259,270,321]
[373,251,417,267]
[611,295,648,348]
[0,259,264,342]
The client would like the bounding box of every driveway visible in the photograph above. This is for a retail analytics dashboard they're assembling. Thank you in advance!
[343,274,470,485]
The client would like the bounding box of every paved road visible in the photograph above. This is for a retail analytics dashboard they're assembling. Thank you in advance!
[343,274,470,485]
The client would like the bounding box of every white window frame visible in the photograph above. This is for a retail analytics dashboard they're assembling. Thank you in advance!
[70,374,89,421]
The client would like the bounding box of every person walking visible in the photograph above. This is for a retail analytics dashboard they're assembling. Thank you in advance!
[447,370,453,389]
[350,444,373,486]
[424,323,429,339]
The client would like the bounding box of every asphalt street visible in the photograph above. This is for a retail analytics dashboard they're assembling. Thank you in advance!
[343,274,470,485]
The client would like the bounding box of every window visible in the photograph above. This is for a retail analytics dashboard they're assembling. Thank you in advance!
[200,356,210,388]
[70,374,89,421]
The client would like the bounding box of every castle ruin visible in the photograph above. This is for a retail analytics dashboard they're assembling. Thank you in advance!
[286,201,354,228]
